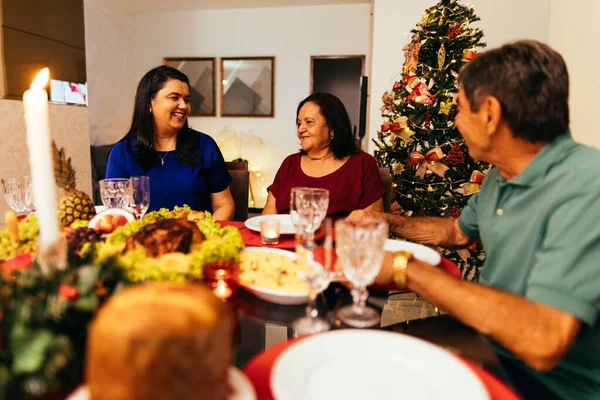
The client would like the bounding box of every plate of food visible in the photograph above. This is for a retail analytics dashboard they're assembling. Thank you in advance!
[244,214,295,235]
[384,239,441,266]
[88,208,135,234]
[239,247,323,305]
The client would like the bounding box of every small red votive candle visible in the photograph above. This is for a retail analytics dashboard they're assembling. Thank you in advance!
[203,261,240,301]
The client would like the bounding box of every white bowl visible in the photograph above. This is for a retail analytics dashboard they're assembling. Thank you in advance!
[239,247,315,305]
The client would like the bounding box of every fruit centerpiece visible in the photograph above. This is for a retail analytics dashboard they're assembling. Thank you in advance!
[0,204,244,399]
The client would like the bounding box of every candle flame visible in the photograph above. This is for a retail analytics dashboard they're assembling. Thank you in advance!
[31,68,49,90]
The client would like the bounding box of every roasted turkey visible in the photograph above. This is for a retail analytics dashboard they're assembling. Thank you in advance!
[125,219,205,257]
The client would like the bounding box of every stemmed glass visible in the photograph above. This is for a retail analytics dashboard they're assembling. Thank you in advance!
[1,176,33,215]
[292,217,334,337]
[128,176,150,220]
[335,218,389,328]
[289,187,331,336]
[99,178,130,209]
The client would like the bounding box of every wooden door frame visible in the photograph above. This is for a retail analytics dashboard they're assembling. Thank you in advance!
[310,55,365,93]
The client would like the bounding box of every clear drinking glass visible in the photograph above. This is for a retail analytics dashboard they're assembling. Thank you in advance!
[128,176,150,220]
[335,218,389,328]
[290,187,329,242]
[99,178,130,209]
[292,217,334,337]
[1,176,32,215]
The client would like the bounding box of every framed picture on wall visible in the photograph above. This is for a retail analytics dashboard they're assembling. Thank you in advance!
[163,57,216,116]
[220,57,275,117]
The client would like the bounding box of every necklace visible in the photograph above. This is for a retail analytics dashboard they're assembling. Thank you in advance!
[157,151,169,166]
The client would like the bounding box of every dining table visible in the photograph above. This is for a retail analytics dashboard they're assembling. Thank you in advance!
[220,220,522,400]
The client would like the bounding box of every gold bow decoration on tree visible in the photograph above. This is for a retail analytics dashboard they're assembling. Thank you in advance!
[406,146,449,179]
[461,170,485,196]
[381,116,416,148]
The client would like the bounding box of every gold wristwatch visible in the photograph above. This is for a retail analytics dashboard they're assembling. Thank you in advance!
[392,250,413,287]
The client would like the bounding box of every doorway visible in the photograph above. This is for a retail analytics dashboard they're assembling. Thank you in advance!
[311,56,365,138]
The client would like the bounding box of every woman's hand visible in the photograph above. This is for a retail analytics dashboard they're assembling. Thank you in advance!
[211,187,235,220]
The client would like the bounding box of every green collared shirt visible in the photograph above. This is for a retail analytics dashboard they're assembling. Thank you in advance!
[458,133,600,399]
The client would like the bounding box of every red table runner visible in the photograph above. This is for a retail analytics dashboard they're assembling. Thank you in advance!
[242,337,522,400]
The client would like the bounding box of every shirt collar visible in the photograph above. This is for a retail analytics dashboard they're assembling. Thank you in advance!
[507,132,576,187]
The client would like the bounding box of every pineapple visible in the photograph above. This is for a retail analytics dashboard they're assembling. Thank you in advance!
[51,141,96,227]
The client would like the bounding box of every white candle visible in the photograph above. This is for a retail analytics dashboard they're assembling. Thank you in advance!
[23,68,59,246]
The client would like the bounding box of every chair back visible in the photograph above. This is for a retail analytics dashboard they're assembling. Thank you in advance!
[225,161,249,222]
[378,166,392,213]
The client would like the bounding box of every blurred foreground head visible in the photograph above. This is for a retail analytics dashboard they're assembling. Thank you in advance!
[86,282,233,400]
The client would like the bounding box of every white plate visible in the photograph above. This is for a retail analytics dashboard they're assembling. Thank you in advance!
[271,330,489,400]
[66,367,255,400]
[94,205,107,214]
[385,239,441,266]
[240,247,319,305]
[244,214,295,235]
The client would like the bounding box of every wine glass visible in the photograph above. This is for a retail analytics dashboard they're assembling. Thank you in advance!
[128,176,150,220]
[335,218,389,328]
[290,187,329,245]
[1,176,32,215]
[99,178,130,209]
[292,217,334,337]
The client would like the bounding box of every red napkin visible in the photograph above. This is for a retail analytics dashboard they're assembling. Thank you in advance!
[242,337,521,400]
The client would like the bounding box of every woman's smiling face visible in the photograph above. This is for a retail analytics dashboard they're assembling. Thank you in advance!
[150,78,191,136]
[296,101,332,155]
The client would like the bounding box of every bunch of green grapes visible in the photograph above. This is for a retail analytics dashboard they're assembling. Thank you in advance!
[0,215,39,261]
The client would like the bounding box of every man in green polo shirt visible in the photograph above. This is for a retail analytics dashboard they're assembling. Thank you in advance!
[349,40,600,399]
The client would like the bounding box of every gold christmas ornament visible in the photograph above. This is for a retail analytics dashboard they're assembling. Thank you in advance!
[402,33,421,75]
[438,43,446,70]
[427,185,434,192]
[392,163,406,175]
[390,116,416,146]
[439,100,453,115]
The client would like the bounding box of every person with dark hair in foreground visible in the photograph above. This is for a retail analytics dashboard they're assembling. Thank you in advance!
[349,40,600,399]
[263,92,384,218]
[106,65,234,219]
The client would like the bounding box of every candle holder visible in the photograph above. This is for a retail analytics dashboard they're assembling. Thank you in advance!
[260,219,281,245]
[36,238,68,276]
[202,260,240,301]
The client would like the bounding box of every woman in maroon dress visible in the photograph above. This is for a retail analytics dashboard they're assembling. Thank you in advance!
[263,93,385,218]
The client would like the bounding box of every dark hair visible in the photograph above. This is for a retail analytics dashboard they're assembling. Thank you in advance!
[127,65,202,170]
[458,40,569,143]
[296,93,357,158]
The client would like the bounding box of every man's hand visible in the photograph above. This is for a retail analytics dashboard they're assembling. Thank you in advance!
[346,209,387,224]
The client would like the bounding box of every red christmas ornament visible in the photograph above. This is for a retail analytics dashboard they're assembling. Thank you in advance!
[393,81,402,89]
[463,49,478,62]
[423,110,432,130]
[449,205,461,218]
[446,142,465,164]
[381,123,391,132]
[447,23,461,39]
[418,206,426,217]
[59,284,80,300]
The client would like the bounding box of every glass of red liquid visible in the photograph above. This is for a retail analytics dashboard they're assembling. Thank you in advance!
[202,260,240,301]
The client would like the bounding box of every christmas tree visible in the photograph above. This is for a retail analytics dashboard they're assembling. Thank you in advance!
[374,0,488,279]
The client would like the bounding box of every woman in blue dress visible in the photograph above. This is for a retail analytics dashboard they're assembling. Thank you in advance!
[106,66,235,220]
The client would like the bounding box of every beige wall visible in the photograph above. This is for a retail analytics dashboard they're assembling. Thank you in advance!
[83,0,136,146]
[0,99,92,217]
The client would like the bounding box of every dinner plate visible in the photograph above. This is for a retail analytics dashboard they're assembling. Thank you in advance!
[239,247,319,305]
[244,214,295,235]
[66,367,256,400]
[385,239,441,266]
[271,330,490,400]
